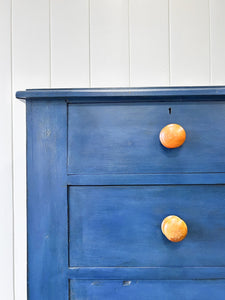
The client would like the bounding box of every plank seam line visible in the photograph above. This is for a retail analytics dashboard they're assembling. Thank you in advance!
[10,0,15,297]
[208,0,212,85]
[168,0,171,86]
[88,0,91,87]
[49,0,52,87]
[128,0,131,87]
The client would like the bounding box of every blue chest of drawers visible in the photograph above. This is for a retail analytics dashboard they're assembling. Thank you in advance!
[17,87,225,300]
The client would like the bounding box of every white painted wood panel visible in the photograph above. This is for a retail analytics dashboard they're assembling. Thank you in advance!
[0,0,14,299]
[12,0,50,299]
[210,0,225,85]
[51,0,90,87]
[129,0,169,86]
[170,0,210,86]
[90,0,129,87]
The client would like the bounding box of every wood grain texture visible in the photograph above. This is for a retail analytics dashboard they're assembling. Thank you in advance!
[129,0,169,86]
[68,267,225,280]
[51,0,89,87]
[210,0,225,84]
[69,185,225,267]
[16,86,225,99]
[68,101,225,174]
[170,0,210,86]
[27,100,68,299]
[70,279,225,300]
[12,0,50,299]
[90,0,129,87]
[0,0,13,299]
[67,173,225,186]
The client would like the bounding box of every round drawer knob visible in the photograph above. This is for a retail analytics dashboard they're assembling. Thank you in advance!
[159,124,186,148]
[161,215,188,242]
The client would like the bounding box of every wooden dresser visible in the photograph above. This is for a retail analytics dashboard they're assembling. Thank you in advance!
[17,87,225,299]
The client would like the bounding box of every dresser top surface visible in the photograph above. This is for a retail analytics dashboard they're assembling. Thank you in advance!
[16,86,225,101]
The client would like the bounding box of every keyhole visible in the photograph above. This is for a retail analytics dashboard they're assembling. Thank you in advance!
[168,107,172,114]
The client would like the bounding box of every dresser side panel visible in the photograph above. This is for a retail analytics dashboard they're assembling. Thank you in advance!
[26,100,68,299]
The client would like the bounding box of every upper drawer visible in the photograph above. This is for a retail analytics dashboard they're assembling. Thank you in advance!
[68,101,225,174]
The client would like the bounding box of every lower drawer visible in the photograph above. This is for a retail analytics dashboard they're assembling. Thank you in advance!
[70,279,225,300]
[69,185,225,267]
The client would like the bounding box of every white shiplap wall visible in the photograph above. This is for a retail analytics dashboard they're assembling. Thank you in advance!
[1,1,225,299]
[0,1,13,299]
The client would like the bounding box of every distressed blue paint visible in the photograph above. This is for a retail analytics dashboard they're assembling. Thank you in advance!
[15,86,225,100]
[26,100,68,299]
[69,185,225,267]
[68,267,225,280]
[68,102,225,174]
[70,280,225,300]
[18,87,225,299]
[67,173,225,185]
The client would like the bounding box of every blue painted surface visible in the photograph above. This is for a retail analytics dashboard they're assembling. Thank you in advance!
[70,280,225,300]
[69,185,225,267]
[68,267,225,280]
[67,173,225,185]
[26,100,68,299]
[68,102,225,174]
[17,87,225,299]
[15,86,225,100]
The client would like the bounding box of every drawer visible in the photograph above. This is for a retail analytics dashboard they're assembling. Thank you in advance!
[70,280,225,300]
[69,185,225,267]
[68,102,225,174]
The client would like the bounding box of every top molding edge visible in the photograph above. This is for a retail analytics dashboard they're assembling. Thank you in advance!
[16,86,225,101]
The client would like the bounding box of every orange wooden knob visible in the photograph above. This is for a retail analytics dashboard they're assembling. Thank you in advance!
[159,124,186,148]
[161,215,188,242]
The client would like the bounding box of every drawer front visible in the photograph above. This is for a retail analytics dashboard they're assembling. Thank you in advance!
[68,102,225,174]
[70,280,225,300]
[69,185,225,267]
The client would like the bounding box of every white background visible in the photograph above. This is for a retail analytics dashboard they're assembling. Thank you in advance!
[1,0,225,299]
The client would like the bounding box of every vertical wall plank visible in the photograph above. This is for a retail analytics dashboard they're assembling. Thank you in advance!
[129,0,169,87]
[170,0,210,86]
[90,0,129,87]
[12,0,50,299]
[51,0,89,87]
[210,0,225,85]
[0,1,14,299]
